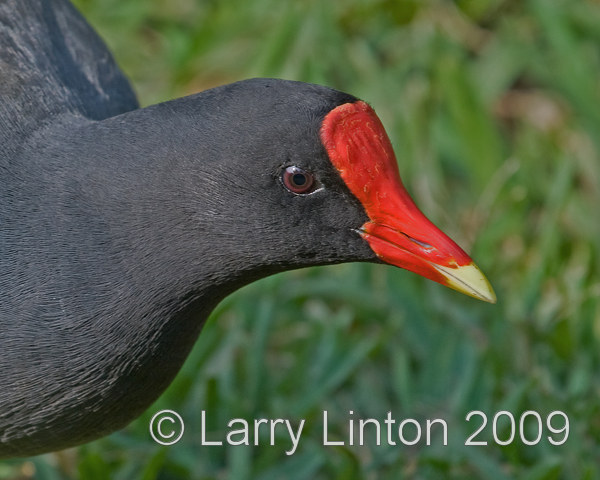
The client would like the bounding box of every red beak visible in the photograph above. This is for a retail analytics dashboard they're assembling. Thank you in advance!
[321,101,496,303]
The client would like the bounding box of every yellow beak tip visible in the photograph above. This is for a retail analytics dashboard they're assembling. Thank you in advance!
[432,262,497,304]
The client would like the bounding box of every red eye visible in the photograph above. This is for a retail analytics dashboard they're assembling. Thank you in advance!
[282,166,315,194]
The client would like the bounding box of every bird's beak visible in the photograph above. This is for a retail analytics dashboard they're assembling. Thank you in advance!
[357,218,496,303]
[321,101,496,303]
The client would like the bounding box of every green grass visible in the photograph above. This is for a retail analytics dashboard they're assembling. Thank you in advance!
[3,0,600,478]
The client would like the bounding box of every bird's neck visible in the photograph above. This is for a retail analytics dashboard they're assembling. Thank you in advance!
[13,110,268,426]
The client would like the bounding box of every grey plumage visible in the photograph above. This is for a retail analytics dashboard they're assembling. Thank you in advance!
[0,0,376,458]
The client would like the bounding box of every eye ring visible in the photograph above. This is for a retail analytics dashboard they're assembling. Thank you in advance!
[281,166,315,194]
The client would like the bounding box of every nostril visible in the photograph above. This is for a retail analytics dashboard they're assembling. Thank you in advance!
[402,233,434,250]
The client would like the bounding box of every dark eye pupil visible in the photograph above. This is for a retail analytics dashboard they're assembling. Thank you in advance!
[292,173,307,186]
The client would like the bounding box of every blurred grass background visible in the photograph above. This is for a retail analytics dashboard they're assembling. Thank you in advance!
[2,0,600,478]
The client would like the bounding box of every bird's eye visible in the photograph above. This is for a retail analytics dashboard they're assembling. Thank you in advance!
[282,166,315,194]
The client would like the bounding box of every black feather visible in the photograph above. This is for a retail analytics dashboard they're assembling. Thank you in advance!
[0,1,376,458]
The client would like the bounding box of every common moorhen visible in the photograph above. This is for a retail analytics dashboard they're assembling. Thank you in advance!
[0,0,495,458]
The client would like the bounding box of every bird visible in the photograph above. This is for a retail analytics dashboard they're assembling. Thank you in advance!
[0,0,496,459]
